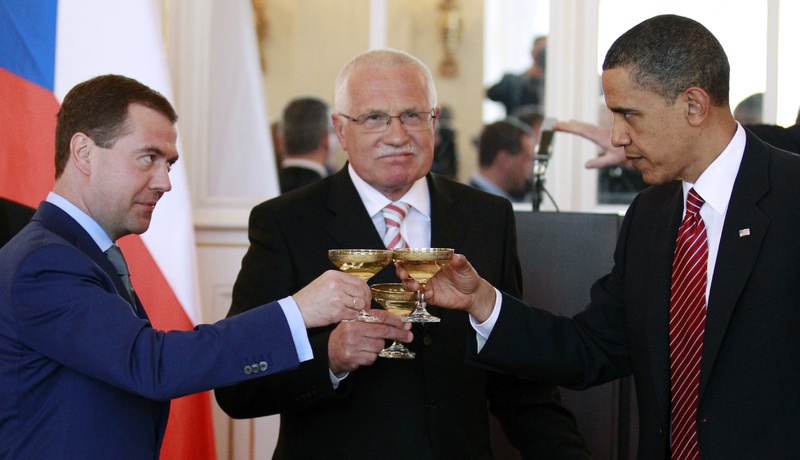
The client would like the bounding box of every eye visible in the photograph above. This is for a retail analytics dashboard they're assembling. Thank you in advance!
[364,113,386,122]
[403,112,422,121]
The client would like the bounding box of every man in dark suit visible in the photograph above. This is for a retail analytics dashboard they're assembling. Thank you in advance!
[277,97,335,193]
[215,49,589,459]
[400,15,800,459]
[0,74,394,459]
[0,197,35,247]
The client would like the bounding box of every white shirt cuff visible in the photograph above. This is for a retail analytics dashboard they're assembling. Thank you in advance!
[278,296,313,362]
[468,287,503,353]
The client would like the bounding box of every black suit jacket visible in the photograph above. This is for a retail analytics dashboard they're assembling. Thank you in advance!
[0,197,35,248]
[215,168,589,459]
[745,123,800,154]
[470,132,800,459]
[278,165,323,194]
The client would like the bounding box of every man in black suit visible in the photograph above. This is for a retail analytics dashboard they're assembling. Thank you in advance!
[401,15,800,459]
[277,97,334,193]
[215,49,589,459]
[0,197,35,248]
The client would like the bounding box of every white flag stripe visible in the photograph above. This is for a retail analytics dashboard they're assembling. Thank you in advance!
[54,0,201,324]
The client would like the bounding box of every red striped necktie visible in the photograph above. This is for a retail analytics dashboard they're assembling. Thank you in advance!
[382,201,410,249]
[669,188,708,459]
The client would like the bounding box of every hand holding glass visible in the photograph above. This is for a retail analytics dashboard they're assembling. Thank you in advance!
[328,249,393,322]
[392,248,454,323]
[371,283,417,359]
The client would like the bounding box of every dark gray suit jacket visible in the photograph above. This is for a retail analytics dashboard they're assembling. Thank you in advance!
[215,168,589,459]
[470,131,800,459]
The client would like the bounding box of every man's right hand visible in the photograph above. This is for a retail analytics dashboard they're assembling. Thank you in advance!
[328,309,413,374]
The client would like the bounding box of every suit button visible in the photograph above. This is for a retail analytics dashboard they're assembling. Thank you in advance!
[259,361,269,371]
[423,335,432,346]
[426,403,437,413]
[244,365,253,375]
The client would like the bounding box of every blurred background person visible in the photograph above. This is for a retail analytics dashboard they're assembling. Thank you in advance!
[468,118,535,203]
[487,35,547,116]
[432,104,459,179]
[277,97,335,193]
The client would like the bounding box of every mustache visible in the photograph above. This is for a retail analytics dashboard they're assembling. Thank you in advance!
[376,144,421,157]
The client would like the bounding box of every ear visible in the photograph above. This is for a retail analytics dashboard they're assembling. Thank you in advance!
[331,113,348,150]
[684,87,711,127]
[69,132,94,176]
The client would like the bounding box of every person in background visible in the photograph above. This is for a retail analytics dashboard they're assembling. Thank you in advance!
[0,197,35,248]
[277,97,335,193]
[732,92,763,126]
[432,104,459,179]
[468,118,535,203]
[215,48,589,460]
[487,35,547,116]
[400,14,800,458]
[0,74,400,459]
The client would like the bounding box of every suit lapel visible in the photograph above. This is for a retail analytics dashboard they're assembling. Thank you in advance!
[323,169,386,250]
[35,202,145,319]
[699,135,770,400]
[643,183,684,423]
[428,175,468,248]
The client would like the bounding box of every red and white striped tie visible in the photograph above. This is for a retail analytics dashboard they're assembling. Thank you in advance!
[669,188,708,460]
[382,201,410,250]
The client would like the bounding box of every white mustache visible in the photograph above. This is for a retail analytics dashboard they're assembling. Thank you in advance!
[376,145,420,157]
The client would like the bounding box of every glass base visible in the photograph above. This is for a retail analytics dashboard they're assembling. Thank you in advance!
[343,310,382,323]
[379,342,416,359]
[402,307,441,323]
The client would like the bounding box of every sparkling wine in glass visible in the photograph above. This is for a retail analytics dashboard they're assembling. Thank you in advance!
[328,249,393,322]
[371,283,417,359]
[392,248,454,323]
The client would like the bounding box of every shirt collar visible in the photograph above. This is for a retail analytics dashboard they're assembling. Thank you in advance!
[348,163,430,218]
[684,123,746,216]
[46,192,114,251]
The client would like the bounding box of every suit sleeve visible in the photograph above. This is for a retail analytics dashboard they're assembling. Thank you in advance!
[215,202,340,418]
[12,243,301,401]
[480,202,593,458]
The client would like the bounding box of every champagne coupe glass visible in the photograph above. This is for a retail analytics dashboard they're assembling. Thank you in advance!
[328,249,393,322]
[371,283,417,359]
[392,248,454,323]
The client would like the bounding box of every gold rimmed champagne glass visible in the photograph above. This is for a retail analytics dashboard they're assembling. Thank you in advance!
[392,248,454,323]
[371,283,417,359]
[328,249,393,322]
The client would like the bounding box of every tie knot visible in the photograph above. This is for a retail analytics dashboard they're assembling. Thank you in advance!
[383,201,410,221]
[686,188,704,214]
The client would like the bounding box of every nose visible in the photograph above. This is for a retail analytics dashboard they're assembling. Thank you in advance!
[610,115,631,148]
[381,116,412,145]
[151,164,172,193]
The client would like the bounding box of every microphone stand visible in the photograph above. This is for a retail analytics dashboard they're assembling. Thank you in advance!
[531,156,549,211]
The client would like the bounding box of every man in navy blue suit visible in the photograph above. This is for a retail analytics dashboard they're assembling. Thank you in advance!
[0,74,410,459]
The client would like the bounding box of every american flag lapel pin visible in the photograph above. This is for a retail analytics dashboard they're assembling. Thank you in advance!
[739,228,751,237]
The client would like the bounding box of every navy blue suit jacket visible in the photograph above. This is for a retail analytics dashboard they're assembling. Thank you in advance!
[470,131,800,458]
[0,202,301,459]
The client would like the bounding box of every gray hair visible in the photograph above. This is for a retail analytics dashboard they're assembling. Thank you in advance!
[334,48,437,114]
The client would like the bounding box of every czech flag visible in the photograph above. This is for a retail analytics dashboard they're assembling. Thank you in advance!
[0,1,215,458]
